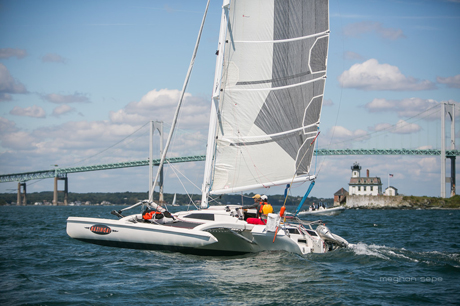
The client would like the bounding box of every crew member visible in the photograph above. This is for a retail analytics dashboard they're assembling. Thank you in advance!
[241,194,262,220]
[142,203,175,224]
[259,195,273,222]
[243,194,268,225]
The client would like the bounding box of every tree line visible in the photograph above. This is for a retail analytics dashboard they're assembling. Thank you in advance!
[0,191,333,207]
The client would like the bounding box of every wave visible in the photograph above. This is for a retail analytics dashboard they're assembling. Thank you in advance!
[346,242,460,268]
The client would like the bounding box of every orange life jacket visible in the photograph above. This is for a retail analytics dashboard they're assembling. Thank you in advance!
[258,202,265,214]
[143,210,163,220]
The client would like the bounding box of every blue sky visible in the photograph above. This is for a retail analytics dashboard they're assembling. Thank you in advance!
[0,0,459,201]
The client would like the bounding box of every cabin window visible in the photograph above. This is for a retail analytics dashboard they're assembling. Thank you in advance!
[287,228,300,235]
[183,213,215,221]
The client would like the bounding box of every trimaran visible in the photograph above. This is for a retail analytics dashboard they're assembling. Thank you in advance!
[67,0,348,256]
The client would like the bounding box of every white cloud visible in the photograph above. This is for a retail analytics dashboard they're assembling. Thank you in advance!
[339,59,436,91]
[0,48,27,59]
[42,92,90,104]
[364,97,443,118]
[437,74,460,88]
[323,99,334,106]
[109,88,209,130]
[0,63,28,101]
[10,105,46,118]
[343,51,364,60]
[0,89,208,161]
[326,126,369,147]
[0,117,18,134]
[371,119,421,134]
[41,53,67,63]
[52,104,76,117]
[0,88,212,197]
[343,21,406,40]
[417,145,433,150]
[0,130,37,151]
[416,157,439,176]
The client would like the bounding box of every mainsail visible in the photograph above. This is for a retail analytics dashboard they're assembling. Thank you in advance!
[203,0,329,199]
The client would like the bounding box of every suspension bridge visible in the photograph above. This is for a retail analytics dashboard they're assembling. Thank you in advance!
[2,148,458,205]
[1,102,458,205]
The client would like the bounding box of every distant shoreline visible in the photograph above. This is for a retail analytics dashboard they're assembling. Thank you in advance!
[344,194,460,209]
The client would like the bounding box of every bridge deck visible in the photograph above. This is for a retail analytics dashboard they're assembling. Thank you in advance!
[1,149,458,183]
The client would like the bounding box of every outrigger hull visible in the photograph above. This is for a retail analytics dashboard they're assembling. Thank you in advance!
[67,216,220,254]
[67,215,261,256]
[297,206,346,216]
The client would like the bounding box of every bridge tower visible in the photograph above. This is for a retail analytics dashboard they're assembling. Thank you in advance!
[441,101,456,198]
[53,175,68,205]
[149,121,164,203]
[17,182,26,205]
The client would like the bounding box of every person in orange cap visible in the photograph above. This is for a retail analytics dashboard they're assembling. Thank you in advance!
[241,194,262,220]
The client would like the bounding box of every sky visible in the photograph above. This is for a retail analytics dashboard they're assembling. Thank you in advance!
[0,0,459,202]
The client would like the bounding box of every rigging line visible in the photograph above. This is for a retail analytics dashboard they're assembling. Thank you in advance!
[166,161,199,210]
[66,121,150,167]
[166,160,201,192]
[320,103,441,149]
[165,160,220,207]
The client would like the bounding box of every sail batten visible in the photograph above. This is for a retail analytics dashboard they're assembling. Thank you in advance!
[205,0,329,197]
[234,29,329,44]
[220,122,320,143]
[226,74,326,91]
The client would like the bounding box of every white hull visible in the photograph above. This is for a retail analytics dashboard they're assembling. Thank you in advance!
[297,206,346,216]
[67,216,220,253]
[67,206,347,255]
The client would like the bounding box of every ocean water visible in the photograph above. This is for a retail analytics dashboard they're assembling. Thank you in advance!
[0,205,459,305]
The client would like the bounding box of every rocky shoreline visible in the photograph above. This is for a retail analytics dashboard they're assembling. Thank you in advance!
[344,195,460,209]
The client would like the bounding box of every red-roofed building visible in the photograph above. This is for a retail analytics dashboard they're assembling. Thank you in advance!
[334,188,348,206]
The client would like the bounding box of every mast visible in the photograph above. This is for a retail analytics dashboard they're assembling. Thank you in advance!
[148,0,211,202]
[200,0,230,208]
[441,102,446,198]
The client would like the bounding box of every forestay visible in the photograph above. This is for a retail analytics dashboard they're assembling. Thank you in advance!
[206,0,329,195]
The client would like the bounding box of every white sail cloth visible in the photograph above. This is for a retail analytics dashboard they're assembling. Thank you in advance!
[208,0,329,195]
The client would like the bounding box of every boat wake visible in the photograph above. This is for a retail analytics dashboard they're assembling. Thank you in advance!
[347,242,460,268]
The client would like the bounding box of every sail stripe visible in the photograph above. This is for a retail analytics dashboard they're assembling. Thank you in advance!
[220,122,319,143]
[226,74,326,92]
[234,30,329,44]
[236,70,311,86]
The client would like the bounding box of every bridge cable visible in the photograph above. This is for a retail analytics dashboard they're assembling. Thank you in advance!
[67,121,150,167]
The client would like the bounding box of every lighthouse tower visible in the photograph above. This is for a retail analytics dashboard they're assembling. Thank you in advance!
[351,162,361,178]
